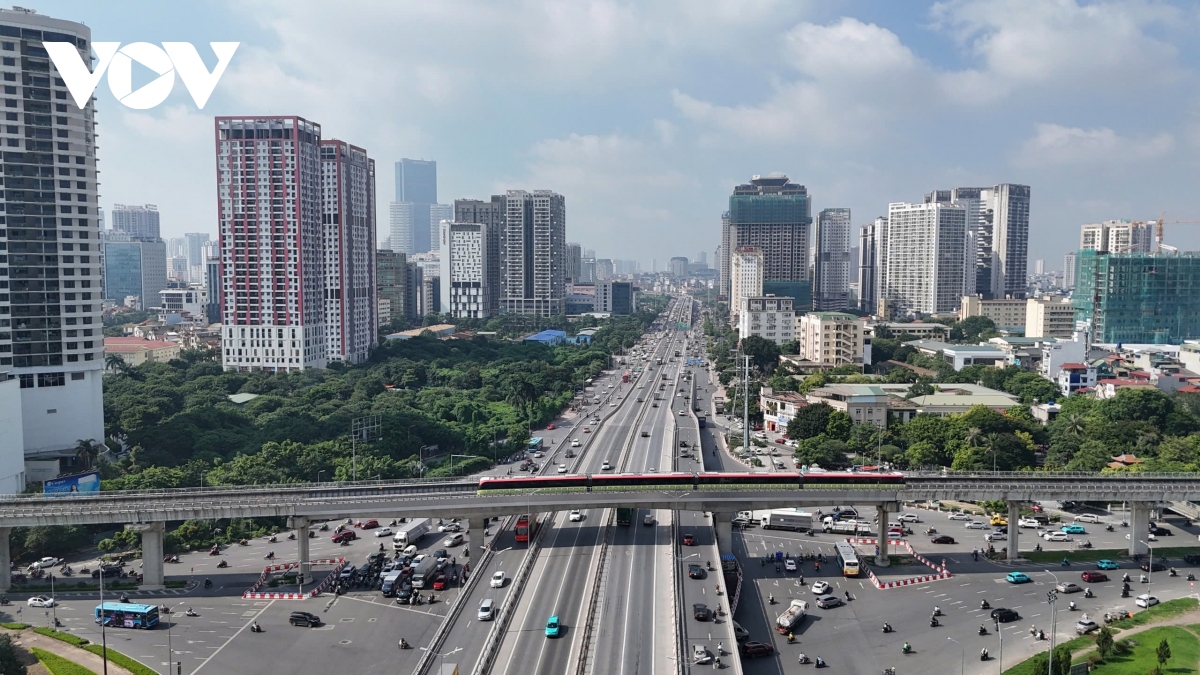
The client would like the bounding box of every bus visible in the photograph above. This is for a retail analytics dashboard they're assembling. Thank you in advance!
[527,437,543,452]
[834,542,860,578]
[622,371,631,383]
[515,514,537,543]
[95,602,160,629]
[697,415,706,428]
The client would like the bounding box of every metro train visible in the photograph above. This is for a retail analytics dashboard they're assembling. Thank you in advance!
[477,471,905,495]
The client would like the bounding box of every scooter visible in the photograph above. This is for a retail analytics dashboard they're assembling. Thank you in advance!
[185,608,199,617]
[217,560,229,569]
[203,579,212,589]
[1169,568,1178,577]
[319,523,330,531]
[882,623,893,633]
[978,625,988,635]
[399,639,412,649]
[1084,588,1093,598]
[287,533,296,541]
[249,621,263,633]
[1106,525,1114,532]
[980,648,989,661]
[268,535,278,543]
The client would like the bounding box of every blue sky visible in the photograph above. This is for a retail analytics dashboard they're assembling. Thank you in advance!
[43,0,1200,270]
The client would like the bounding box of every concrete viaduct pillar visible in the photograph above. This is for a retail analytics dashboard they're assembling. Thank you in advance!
[712,511,734,554]
[467,517,488,570]
[126,522,165,590]
[1129,502,1153,555]
[0,527,11,592]
[876,504,890,567]
[1007,501,1022,562]
[288,517,311,580]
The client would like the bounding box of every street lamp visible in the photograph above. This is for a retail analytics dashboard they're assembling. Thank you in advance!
[98,568,109,675]
[317,470,325,484]
[947,636,964,675]
[420,646,463,672]
[995,612,1004,673]
[1141,539,1154,602]
[1043,571,1061,675]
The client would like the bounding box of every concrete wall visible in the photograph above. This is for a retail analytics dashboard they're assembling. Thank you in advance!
[0,378,25,494]
[21,369,104,457]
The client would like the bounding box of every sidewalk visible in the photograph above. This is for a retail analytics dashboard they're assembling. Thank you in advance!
[3,628,135,675]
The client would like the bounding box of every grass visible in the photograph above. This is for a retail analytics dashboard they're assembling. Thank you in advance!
[30,647,97,675]
[1084,625,1200,674]
[0,622,28,629]
[1110,598,1199,630]
[1017,545,1200,565]
[34,627,90,646]
[82,645,157,675]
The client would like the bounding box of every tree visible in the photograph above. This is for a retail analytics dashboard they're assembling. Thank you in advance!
[740,335,781,374]
[73,439,104,470]
[787,403,834,441]
[1157,637,1171,674]
[1095,626,1115,660]
[824,411,852,442]
[0,633,26,675]
[906,381,935,399]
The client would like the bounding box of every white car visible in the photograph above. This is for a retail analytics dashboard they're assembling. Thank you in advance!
[948,513,971,521]
[438,523,462,533]
[444,533,465,547]
[30,557,61,570]
[1073,514,1101,524]
[27,596,54,608]
[601,461,612,471]
[965,521,986,529]
[1135,594,1159,608]
[491,571,506,588]
[374,527,394,538]
[810,581,831,595]
[692,644,712,664]
[1126,533,1157,541]
[1044,531,1072,542]
[985,532,1007,541]
[898,513,921,523]
[571,439,581,447]
[402,544,417,556]
[477,598,495,621]
[1019,518,1041,528]
[557,464,568,474]
[569,510,583,522]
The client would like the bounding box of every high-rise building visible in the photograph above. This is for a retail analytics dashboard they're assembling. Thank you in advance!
[321,140,377,365]
[857,220,881,315]
[216,116,327,371]
[580,257,596,283]
[814,208,852,310]
[389,201,414,254]
[1080,220,1153,254]
[167,236,186,260]
[1073,250,1200,344]
[738,295,795,345]
[376,250,408,325]
[439,221,499,318]
[719,212,732,298]
[1025,297,1076,339]
[111,204,161,240]
[727,175,811,306]
[992,183,1031,299]
[1034,259,1045,276]
[596,281,635,315]
[596,258,614,281]
[500,190,567,316]
[168,255,188,281]
[698,251,707,265]
[405,261,424,319]
[883,202,968,317]
[204,256,220,324]
[395,158,437,253]
[0,7,104,460]
[566,243,582,283]
[729,246,764,325]
[1064,251,1077,291]
[873,216,890,317]
[428,203,452,251]
[102,233,168,310]
[669,256,689,278]
[184,233,210,283]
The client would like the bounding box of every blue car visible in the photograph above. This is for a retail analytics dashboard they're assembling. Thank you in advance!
[1062,524,1087,534]
[545,615,560,638]
[1006,571,1031,584]
[1096,559,1120,570]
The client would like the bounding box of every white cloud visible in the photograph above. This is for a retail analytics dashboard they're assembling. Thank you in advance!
[1015,123,1174,166]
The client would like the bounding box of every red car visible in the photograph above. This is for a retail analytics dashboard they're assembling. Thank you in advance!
[1081,571,1108,583]
[432,574,448,591]
[682,533,696,546]
[332,531,357,543]
[774,438,785,444]
[356,519,379,529]
[546,424,557,430]
[1030,504,1043,513]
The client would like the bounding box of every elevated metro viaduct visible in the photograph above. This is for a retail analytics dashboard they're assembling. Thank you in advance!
[1,471,1195,590]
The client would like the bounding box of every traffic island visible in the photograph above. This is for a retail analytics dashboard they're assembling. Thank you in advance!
[241,557,345,600]
[846,538,953,589]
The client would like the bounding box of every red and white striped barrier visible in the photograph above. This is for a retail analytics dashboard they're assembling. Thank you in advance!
[242,557,347,599]
[846,538,953,590]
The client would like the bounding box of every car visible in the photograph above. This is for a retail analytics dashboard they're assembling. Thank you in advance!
[92,563,122,579]
[359,519,379,529]
[533,451,545,459]
[583,428,591,433]
[815,595,844,609]
[1076,619,1099,634]
[1006,571,1032,584]
[774,438,785,444]
[637,398,644,403]
[1019,518,1041,528]
[1044,531,1071,542]
[899,513,921,523]
[486,571,506,590]
[545,615,561,637]
[965,521,986,529]
[643,514,655,526]
[1081,571,1109,583]
[289,611,322,627]
[732,620,750,643]
[948,513,971,521]
[557,464,568,474]
[991,607,1020,623]
[30,557,61,570]
[931,535,957,544]
[1073,514,1100,523]
[1136,594,1160,608]
[688,563,704,579]
[739,641,775,659]
[546,424,557,430]
[640,431,650,438]
[810,581,831,594]
[1030,503,1044,512]
[1055,582,1082,594]
[437,522,463,533]
[985,532,1007,541]
[1096,559,1120,570]
[444,533,464,547]
[432,574,450,591]
[571,439,581,447]
[569,510,583,522]
[692,644,712,664]
[678,410,686,416]
[601,461,612,471]
[332,530,357,543]
[27,596,54,608]
[1061,524,1087,534]
[693,603,712,621]
[1128,532,1158,542]
[651,403,658,408]
[682,533,696,546]
[1150,526,1173,536]
[375,527,394,538]
[785,558,797,572]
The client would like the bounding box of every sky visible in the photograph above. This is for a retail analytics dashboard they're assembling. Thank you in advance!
[40,0,1200,271]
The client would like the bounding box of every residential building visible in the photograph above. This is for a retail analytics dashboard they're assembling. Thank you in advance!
[814,207,851,310]
[566,243,582,282]
[159,287,207,322]
[595,258,614,280]
[1080,220,1153,254]
[669,256,689,278]
[439,221,498,319]
[320,140,377,365]
[428,203,452,252]
[870,321,950,340]
[1024,296,1075,339]
[111,204,160,240]
[204,256,221,324]
[1072,250,1200,344]
[405,261,424,319]
[596,281,635,315]
[422,276,440,315]
[759,387,809,433]
[729,247,764,325]
[1040,334,1089,382]
[168,255,188,281]
[1056,362,1097,397]
[737,295,795,345]
[795,312,866,368]
[1064,251,1077,291]
[497,190,567,316]
[389,202,415,254]
[858,220,881,315]
[991,184,1031,299]
[883,202,968,316]
[453,196,505,312]
[959,295,1026,331]
[719,212,732,298]
[216,115,326,371]
[0,376,26,494]
[184,233,210,283]
[103,336,181,366]
[394,158,437,254]
[0,3,105,456]
[904,340,1007,370]
[805,384,890,428]
[727,174,811,290]
[102,233,168,309]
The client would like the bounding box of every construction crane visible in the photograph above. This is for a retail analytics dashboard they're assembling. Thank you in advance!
[1132,212,1200,253]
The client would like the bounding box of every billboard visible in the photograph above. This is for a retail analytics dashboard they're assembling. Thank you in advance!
[44,471,100,496]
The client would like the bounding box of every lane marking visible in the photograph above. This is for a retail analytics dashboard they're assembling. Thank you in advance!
[189,599,274,674]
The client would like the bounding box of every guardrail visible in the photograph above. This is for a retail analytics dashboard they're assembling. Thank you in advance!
[670,515,685,675]
[474,510,550,675]
[575,510,615,675]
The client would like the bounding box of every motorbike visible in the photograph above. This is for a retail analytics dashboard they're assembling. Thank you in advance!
[208,547,220,556]
[1077,541,1093,549]
[930,617,939,628]
[933,606,942,616]
[1123,573,1131,583]
[319,523,330,531]
[815,657,827,668]
[119,594,130,603]
[0,597,9,606]
[1188,573,1196,582]
[1084,588,1093,598]
[59,567,72,577]
[1061,558,1071,567]
[78,567,89,576]
[185,608,199,617]
[54,618,62,628]
[978,625,987,635]
[980,600,990,610]
[268,535,278,543]
[238,539,249,546]
[902,643,912,655]
[1106,525,1114,532]
[1122,588,1130,598]
[1068,601,1077,611]
[287,533,296,541]
[265,552,275,561]
[340,539,351,547]
[203,579,212,589]
[768,594,776,605]
[1169,568,1178,577]
[398,639,412,649]
[925,527,937,535]
[798,654,811,664]
[882,623,893,633]
[217,560,228,569]
[250,621,263,633]
[308,531,316,538]
[1121,520,1130,527]
[980,648,989,661]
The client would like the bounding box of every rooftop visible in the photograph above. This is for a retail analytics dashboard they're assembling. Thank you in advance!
[905,340,1004,354]
[804,312,860,321]
[103,336,178,352]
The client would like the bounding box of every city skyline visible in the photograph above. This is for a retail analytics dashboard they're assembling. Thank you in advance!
[48,0,1200,268]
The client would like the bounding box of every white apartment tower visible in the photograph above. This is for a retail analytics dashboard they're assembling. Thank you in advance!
[500,190,566,316]
[1079,220,1153,254]
[439,221,498,318]
[1064,251,1077,291]
[814,207,852,310]
[320,140,377,365]
[0,7,104,460]
[729,246,764,326]
[883,202,968,317]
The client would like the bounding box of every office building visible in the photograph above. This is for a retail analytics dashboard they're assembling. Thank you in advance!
[796,312,867,368]
[883,202,968,317]
[959,295,1027,331]
[102,233,168,310]
[393,158,437,254]
[1079,220,1153,254]
[111,204,160,240]
[1025,296,1076,339]
[814,207,851,310]
[388,202,414,254]
[566,243,582,282]
[168,255,188,281]
[727,174,811,285]
[159,286,207,322]
[596,281,635,315]
[183,233,209,282]
[737,295,795,345]
[204,256,220,324]
[0,7,104,461]
[500,190,567,316]
[321,140,377,365]
[763,280,811,312]
[580,257,596,283]
[216,116,327,371]
[669,256,689,278]
[406,262,424,319]
[439,221,498,318]
[376,250,407,325]
[729,247,764,325]
[1064,251,1077,291]
[1072,250,1200,343]
[858,219,881,315]
[428,203,452,251]
[992,184,1031,299]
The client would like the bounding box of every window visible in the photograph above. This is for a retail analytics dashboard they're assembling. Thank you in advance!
[37,372,65,387]
[71,372,84,380]
[18,374,32,388]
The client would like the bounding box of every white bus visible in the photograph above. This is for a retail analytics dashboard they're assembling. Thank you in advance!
[834,541,860,577]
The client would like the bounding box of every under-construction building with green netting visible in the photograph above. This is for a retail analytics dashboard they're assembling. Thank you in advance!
[1072,249,1200,344]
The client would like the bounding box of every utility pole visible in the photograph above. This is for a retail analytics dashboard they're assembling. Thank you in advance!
[742,354,751,459]
[350,414,381,482]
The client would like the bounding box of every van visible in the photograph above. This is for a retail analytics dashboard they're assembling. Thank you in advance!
[381,570,403,597]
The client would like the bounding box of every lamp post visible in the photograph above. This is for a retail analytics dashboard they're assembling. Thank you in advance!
[1042,571,1061,675]
[317,470,325,484]
[995,613,1003,674]
[420,646,463,672]
[1141,539,1154,602]
[947,636,964,675]
[98,568,109,675]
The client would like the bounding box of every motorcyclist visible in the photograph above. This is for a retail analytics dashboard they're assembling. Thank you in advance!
[902,642,911,654]
[768,593,775,604]
[979,624,987,635]
[882,622,893,633]
[981,599,990,610]
[798,652,809,664]
[933,605,941,616]
[981,648,989,660]
[787,631,795,644]
[930,616,939,627]
[815,656,826,667]
[399,638,410,649]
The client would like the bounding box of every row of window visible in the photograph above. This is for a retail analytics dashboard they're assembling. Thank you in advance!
[16,370,85,388]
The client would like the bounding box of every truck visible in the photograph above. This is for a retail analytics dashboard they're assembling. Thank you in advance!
[409,557,439,589]
[380,570,404,597]
[760,510,815,532]
[392,518,432,551]
[775,599,809,633]
[616,507,633,526]
[697,415,706,428]
[822,517,872,535]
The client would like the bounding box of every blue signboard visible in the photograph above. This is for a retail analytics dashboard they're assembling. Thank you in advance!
[44,471,100,496]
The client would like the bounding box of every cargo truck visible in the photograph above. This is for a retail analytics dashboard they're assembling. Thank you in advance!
[616,507,633,526]
[760,510,815,531]
[392,518,432,550]
[822,518,872,535]
[410,557,438,589]
[775,599,809,633]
